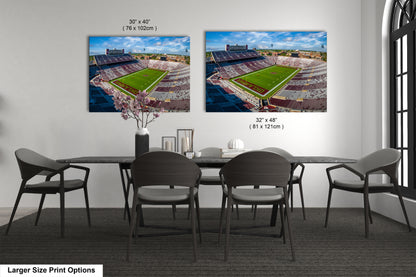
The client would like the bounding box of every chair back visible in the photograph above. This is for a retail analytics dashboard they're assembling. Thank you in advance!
[262,147,294,159]
[356,148,401,177]
[220,151,290,187]
[131,151,201,188]
[15,148,66,180]
[199,147,222,157]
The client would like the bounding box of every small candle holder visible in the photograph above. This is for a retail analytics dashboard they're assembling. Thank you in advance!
[161,136,177,152]
[177,129,194,155]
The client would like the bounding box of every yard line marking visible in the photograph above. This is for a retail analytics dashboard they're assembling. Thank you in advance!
[145,70,169,91]
[268,68,301,92]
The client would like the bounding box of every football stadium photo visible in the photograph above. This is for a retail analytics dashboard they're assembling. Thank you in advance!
[206,31,327,112]
[89,36,190,112]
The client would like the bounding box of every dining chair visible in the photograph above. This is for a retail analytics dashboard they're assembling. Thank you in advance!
[6,148,91,238]
[123,147,176,223]
[197,147,240,220]
[198,147,222,185]
[325,148,411,238]
[127,151,202,262]
[149,146,178,219]
[219,151,295,261]
[263,147,306,220]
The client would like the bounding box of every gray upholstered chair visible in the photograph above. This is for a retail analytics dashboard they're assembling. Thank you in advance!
[198,147,223,185]
[127,151,202,262]
[198,147,241,219]
[219,151,295,261]
[263,147,306,220]
[6,148,90,237]
[325,148,411,237]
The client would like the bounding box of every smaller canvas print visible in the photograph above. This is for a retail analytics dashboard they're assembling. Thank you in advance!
[205,31,327,112]
[89,36,190,112]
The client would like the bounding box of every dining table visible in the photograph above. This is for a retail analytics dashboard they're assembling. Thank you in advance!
[57,154,356,224]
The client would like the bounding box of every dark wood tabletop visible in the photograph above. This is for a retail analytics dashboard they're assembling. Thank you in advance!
[57,155,356,166]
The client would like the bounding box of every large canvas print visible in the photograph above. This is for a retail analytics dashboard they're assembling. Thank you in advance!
[206,31,327,112]
[89,36,190,112]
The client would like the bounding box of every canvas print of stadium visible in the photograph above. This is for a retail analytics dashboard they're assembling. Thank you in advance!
[89,36,190,112]
[206,31,327,112]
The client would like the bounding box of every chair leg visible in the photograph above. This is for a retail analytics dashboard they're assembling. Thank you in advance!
[5,190,24,235]
[170,186,176,220]
[363,189,370,238]
[187,204,191,220]
[127,188,139,262]
[35,193,46,226]
[138,204,144,227]
[279,203,286,243]
[235,204,240,220]
[324,187,333,228]
[224,194,232,261]
[172,205,176,220]
[289,184,294,212]
[283,187,295,261]
[60,191,65,238]
[190,196,198,262]
[218,193,226,244]
[253,186,259,220]
[195,197,202,243]
[396,187,411,232]
[270,204,278,226]
[135,204,141,238]
[83,187,91,227]
[367,199,373,224]
[298,181,306,220]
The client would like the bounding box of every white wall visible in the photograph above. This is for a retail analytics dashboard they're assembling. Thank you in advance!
[0,0,411,227]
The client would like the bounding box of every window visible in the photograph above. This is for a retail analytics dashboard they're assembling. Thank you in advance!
[390,0,415,198]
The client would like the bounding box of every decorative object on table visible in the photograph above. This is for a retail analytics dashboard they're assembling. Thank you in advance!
[112,90,164,158]
[135,128,149,158]
[185,152,194,159]
[161,136,177,152]
[221,138,250,158]
[177,129,194,155]
[227,138,244,150]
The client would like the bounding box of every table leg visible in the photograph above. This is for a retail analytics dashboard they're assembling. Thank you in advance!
[119,163,131,223]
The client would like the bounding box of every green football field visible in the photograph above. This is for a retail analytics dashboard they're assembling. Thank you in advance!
[230,65,300,99]
[110,68,168,95]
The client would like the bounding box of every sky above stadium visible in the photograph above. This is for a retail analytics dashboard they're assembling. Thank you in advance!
[89,36,190,56]
[206,31,327,52]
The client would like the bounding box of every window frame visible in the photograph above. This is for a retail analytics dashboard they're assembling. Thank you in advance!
[389,0,416,199]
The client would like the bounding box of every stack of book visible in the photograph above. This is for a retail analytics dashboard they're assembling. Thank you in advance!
[221,148,251,158]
